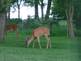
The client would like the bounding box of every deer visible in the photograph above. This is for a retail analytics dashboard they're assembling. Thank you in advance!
[5,24,19,38]
[25,27,51,48]
[6,24,17,31]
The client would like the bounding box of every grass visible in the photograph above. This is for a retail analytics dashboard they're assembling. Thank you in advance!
[0,47,80,61]
[0,31,81,61]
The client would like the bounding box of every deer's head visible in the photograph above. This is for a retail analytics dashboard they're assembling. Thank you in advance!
[25,36,33,47]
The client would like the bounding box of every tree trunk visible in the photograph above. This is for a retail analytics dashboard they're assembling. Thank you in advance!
[45,0,52,36]
[45,0,52,21]
[18,4,20,19]
[66,6,75,39]
[17,0,21,19]
[40,0,44,21]
[49,22,53,36]
[7,6,10,20]
[0,13,6,41]
[35,0,39,20]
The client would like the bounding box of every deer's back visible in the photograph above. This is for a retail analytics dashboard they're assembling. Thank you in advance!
[32,27,49,37]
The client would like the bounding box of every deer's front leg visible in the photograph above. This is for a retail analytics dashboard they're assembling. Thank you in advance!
[45,35,51,48]
[37,37,41,48]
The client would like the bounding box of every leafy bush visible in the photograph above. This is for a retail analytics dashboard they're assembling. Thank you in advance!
[7,18,22,25]
[24,18,41,29]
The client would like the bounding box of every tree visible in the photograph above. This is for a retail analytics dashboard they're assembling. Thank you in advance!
[34,0,39,20]
[74,0,81,28]
[6,0,16,20]
[12,0,23,19]
[40,0,44,21]
[55,0,76,39]
[24,0,39,20]
[45,0,52,21]
[44,0,52,36]
[0,0,11,41]
[16,0,22,19]
[73,0,81,36]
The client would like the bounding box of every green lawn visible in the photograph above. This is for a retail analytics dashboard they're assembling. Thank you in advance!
[0,31,80,61]
[0,47,80,61]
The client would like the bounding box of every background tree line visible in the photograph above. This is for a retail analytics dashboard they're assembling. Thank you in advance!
[0,0,81,41]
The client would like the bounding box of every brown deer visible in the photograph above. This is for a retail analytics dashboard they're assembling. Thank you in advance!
[6,24,17,31]
[25,27,51,48]
[5,24,19,38]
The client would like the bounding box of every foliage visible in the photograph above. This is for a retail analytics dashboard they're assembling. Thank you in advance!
[54,0,81,19]
[73,0,81,29]
[0,0,12,13]
[7,18,22,24]
[54,0,81,38]
[74,19,81,29]
[75,29,81,36]
[24,18,41,29]
[53,0,80,16]
[24,0,34,6]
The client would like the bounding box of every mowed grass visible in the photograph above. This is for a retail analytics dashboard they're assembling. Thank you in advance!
[0,31,81,61]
